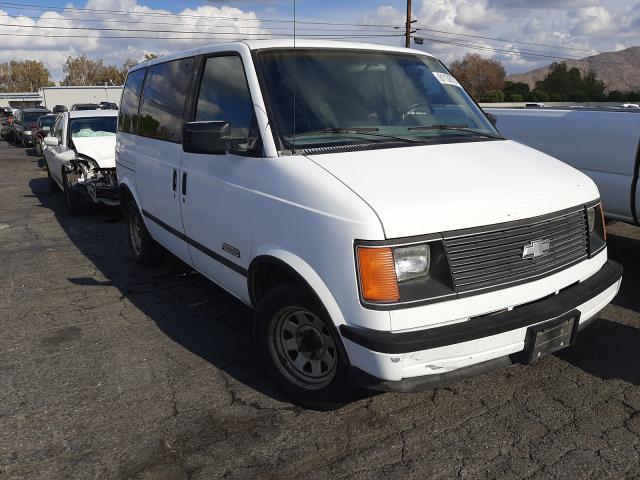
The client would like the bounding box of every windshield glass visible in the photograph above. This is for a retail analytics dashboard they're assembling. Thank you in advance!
[39,116,56,128]
[69,117,117,138]
[255,49,499,150]
[24,111,49,124]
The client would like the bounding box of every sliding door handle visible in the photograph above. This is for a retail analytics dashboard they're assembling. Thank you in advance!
[172,170,177,191]
[182,172,187,196]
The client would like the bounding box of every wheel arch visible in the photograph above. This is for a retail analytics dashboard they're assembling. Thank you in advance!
[248,252,347,330]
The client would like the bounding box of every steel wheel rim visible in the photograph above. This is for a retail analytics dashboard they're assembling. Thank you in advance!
[129,211,142,257]
[269,306,338,390]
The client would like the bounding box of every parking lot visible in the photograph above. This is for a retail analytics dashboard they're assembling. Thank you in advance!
[1,140,640,479]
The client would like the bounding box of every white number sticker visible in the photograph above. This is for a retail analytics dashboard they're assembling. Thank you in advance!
[433,72,462,88]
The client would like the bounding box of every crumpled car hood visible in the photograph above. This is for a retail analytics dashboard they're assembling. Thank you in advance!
[72,136,116,169]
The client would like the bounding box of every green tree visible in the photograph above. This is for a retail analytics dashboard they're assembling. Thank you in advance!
[62,55,127,86]
[484,89,505,102]
[506,93,523,102]
[608,90,626,101]
[504,81,530,98]
[0,60,53,92]
[536,62,606,102]
[532,89,550,102]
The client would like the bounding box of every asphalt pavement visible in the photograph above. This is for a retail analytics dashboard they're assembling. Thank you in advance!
[1,140,640,479]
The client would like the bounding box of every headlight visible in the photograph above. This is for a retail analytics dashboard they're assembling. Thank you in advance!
[586,206,596,233]
[587,202,606,257]
[394,245,430,282]
[356,240,454,305]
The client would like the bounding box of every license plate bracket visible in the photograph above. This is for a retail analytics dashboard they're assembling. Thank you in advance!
[523,310,580,364]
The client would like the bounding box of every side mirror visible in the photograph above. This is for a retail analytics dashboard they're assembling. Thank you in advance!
[486,112,498,127]
[183,121,230,155]
[44,136,59,147]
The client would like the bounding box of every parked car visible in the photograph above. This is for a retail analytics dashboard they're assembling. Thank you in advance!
[485,107,640,225]
[43,110,119,216]
[116,40,621,406]
[52,105,68,114]
[32,114,58,157]
[12,107,51,147]
[99,101,118,110]
[0,111,13,140]
[70,103,100,111]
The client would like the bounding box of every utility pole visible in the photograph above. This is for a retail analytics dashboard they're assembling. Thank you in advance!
[405,0,412,48]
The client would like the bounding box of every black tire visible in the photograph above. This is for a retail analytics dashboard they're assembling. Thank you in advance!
[254,285,351,409]
[45,161,61,193]
[62,170,88,217]
[124,199,162,267]
[21,134,27,147]
[35,141,42,157]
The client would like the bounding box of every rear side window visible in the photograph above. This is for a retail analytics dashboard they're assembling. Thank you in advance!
[118,69,145,134]
[194,55,259,155]
[138,58,194,142]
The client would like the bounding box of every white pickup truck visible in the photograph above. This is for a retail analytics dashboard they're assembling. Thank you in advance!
[486,107,640,225]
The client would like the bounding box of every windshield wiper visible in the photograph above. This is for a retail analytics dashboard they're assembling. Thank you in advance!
[407,124,503,139]
[289,127,426,145]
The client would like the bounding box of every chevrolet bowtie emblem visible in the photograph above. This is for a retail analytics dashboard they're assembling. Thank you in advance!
[522,239,550,259]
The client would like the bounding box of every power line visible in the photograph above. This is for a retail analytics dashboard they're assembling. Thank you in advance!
[0,13,401,32]
[415,27,598,54]
[0,21,403,36]
[0,1,403,28]
[0,31,404,40]
[416,35,634,66]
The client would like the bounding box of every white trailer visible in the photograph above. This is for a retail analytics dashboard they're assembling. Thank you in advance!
[486,107,640,224]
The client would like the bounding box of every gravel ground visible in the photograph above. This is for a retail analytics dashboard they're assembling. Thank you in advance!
[2,140,640,480]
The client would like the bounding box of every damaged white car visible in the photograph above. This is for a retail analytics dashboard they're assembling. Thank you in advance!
[43,110,119,216]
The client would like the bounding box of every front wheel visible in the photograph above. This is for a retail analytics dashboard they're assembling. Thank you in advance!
[35,141,42,157]
[254,285,350,409]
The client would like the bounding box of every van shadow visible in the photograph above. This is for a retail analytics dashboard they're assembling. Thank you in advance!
[555,229,640,386]
[29,175,372,407]
[28,175,290,404]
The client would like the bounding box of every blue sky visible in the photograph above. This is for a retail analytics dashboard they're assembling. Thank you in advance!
[0,0,638,81]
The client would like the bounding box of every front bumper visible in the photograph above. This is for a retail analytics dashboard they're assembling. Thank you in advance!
[342,260,622,391]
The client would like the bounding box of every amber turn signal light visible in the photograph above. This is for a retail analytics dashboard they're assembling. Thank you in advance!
[357,247,400,302]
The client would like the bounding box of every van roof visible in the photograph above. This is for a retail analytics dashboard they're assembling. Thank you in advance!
[129,39,436,73]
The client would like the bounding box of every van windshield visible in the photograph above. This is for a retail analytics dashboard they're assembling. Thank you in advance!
[255,49,500,150]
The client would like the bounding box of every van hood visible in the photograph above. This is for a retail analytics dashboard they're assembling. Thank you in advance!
[306,140,599,238]
[72,136,116,169]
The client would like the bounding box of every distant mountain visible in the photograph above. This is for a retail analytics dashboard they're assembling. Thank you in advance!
[507,46,640,92]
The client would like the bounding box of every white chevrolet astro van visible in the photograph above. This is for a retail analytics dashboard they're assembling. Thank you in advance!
[116,40,622,405]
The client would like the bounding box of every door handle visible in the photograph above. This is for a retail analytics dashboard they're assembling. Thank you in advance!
[182,172,187,196]
[172,170,177,191]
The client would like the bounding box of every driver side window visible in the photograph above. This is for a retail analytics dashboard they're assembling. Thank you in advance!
[194,54,260,156]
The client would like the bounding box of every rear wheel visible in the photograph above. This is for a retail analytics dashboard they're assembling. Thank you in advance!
[62,170,88,217]
[254,285,350,409]
[125,199,162,267]
[35,140,42,157]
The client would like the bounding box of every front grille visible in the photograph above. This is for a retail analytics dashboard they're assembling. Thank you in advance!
[443,208,589,293]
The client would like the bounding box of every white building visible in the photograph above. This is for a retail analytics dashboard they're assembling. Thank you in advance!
[41,86,123,110]
[0,85,123,110]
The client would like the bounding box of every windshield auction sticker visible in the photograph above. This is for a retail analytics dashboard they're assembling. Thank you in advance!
[433,72,462,88]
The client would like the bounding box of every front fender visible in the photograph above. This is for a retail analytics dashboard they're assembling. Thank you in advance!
[251,247,347,328]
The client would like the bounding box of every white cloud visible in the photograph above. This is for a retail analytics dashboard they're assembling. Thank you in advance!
[359,0,640,74]
[0,1,268,82]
